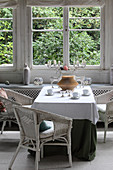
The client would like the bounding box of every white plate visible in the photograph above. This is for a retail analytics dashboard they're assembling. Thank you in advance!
[45,93,54,96]
[82,93,90,96]
[71,96,80,100]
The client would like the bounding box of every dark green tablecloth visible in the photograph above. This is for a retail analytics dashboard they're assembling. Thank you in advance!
[71,119,97,161]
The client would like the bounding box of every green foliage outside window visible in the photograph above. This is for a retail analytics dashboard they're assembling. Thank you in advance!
[0,8,13,65]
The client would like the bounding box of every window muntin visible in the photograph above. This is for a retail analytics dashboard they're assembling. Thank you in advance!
[32,7,101,66]
[0,8,13,66]
[32,7,63,65]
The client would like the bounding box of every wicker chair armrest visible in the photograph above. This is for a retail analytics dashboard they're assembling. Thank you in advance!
[5,89,34,105]
[19,106,73,130]
[34,108,73,136]
[35,108,72,124]
[0,95,21,105]
[95,90,113,104]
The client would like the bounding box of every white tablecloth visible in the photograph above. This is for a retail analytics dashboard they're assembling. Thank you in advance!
[32,86,99,124]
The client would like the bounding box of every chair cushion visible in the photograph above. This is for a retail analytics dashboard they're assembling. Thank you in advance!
[40,121,54,138]
[0,88,8,112]
[39,120,52,132]
[97,104,106,113]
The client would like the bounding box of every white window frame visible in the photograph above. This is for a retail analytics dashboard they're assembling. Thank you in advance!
[31,7,63,70]
[30,6,105,70]
[68,7,101,68]
[0,8,16,71]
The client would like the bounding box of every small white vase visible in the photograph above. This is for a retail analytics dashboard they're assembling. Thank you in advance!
[23,63,30,85]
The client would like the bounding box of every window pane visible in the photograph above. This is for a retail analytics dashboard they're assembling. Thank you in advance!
[32,7,63,65]
[32,7,63,18]
[33,18,63,30]
[69,18,100,29]
[69,31,100,65]
[0,32,13,65]
[32,7,63,30]
[0,20,13,30]
[0,8,13,66]
[69,7,100,66]
[0,8,13,18]
[33,32,63,65]
[69,7,100,17]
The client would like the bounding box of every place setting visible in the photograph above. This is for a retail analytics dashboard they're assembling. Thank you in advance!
[71,91,80,100]
[70,88,90,100]
[45,89,54,96]
[82,89,90,96]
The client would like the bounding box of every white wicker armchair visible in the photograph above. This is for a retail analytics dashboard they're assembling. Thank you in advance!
[8,105,73,170]
[0,88,34,134]
[95,90,113,142]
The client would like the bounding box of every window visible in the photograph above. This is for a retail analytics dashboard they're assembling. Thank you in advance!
[32,6,101,67]
[32,7,63,65]
[69,7,100,65]
[0,8,13,66]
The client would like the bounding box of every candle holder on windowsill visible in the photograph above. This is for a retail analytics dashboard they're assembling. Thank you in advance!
[47,60,86,71]
[46,60,86,88]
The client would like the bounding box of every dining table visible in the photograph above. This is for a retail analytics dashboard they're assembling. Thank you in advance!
[32,85,99,161]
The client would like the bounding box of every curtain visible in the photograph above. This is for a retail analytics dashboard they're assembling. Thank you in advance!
[26,0,105,7]
[0,0,18,8]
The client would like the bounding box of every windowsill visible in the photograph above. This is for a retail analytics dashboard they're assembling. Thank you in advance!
[91,84,113,89]
[0,83,45,89]
[0,83,113,89]
[0,65,15,71]
[32,65,101,70]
